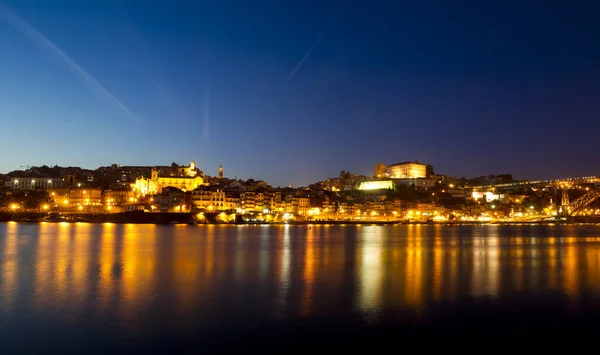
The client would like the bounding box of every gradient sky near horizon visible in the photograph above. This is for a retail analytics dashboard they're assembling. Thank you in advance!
[1,0,600,187]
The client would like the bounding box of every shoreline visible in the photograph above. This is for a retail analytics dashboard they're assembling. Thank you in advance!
[1,211,599,225]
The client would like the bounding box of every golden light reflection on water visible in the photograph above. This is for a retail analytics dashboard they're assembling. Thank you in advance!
[404,225,424,308]
[357,227,383,313]
[1,222,18,309]
[2,223,600,325]
[300,227,316,316]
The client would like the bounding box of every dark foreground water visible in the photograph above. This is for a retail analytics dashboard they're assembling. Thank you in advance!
[2,222,600,353]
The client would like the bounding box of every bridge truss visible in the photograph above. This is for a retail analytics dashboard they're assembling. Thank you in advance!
[567,189,600,216]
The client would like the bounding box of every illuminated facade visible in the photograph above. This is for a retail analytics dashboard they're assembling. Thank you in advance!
[49,188,102,206]
[374,163,386,178]
[358,180,394,191]
[386,161,426,179]
[132,161,204,196]
[472,191,504,202]
[6,177,62,190]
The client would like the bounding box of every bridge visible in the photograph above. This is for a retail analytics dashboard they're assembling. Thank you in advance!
[509,187,600,222]
[469,175,600,221]
[469,176,600,190]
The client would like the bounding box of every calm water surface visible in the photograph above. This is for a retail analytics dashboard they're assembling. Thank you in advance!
[2,222,600,352]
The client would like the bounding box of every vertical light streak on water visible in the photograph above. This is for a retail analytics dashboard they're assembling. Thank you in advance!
[71,223,92,304]
[432,226,444,301]
[357,226,383,315]
[563,237,579,300]
[273,224,291,319]
[486,234,500,297]
[259,225,270,284]
[300,226,316,316]
[0,222,19,312]
[98,223,116,315]
[33,223,53,311]
[404,225,423,308]
[55,222,72,304]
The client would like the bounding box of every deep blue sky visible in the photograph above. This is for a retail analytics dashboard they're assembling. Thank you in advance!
[1,0,599,186]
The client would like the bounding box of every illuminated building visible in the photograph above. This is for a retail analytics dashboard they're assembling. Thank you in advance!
[385,161,427,179]
[218,165,224,179]
[49,188,102,206]
[374,163,386,178]
[131,161,204,196]
[358,180,394,191]
[6,177,62,190]
[191,189,234,211]
[472,191,505,202]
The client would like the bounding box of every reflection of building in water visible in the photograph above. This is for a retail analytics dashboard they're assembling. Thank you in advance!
[404,227,424,307]
[1,223,18,310]
[357,227,383,312]
[131,161,204,196]
[120,225,157,306]
[300,228,316,316]
[471,235,500,297]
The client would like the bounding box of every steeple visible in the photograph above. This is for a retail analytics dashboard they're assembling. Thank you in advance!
[218,165,223,179]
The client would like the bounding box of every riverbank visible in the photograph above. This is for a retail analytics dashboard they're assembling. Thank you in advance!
[2,211,600,225]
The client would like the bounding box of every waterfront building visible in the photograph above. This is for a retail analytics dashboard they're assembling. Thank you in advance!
[131,161,204,196]
[49,188,102,207]
[191,189,233,211]
[385,161,427,179]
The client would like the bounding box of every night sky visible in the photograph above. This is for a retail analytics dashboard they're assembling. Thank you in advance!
[1,1,599,187]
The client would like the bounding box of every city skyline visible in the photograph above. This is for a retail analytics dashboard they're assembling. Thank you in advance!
[1,1,600,187]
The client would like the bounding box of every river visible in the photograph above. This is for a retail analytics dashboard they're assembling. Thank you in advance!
[1,222,600,352]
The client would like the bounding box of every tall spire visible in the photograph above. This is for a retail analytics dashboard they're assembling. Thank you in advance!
[218,165,223,179]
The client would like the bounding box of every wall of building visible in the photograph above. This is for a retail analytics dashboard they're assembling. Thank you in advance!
[386,162,427,179]
[6,178,62,190]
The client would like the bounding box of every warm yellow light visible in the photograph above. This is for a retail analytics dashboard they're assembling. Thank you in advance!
[78,206,83,211]
[10,204,18,210]
[449,184,454,188]
[358,180,393,191]
[63,199,69,205]
[107,206,112,211]
[42,204,49,210]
